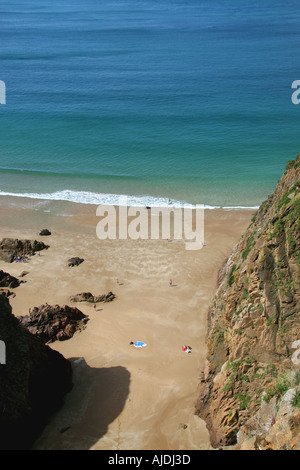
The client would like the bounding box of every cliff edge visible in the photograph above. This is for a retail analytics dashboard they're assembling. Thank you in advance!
[195,156,300,450]
[0,294,73,449]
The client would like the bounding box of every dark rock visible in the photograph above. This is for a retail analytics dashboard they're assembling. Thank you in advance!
[0,238,49,263]
[19,271,29,278]
[94,291,116,303]
[70,291,116,303]
[0,293,72,450]
[69,292,94,302]
[0,288,15,298]
[18,303,89,343]
[179,423,188,430]
[39,229,51,236]
[0,270,21,289]
[67,257,84,267]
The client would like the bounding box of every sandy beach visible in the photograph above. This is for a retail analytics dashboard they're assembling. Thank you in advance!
[0,197,253,450]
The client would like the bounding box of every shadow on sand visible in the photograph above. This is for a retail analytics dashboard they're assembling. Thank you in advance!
[33,358,130,450]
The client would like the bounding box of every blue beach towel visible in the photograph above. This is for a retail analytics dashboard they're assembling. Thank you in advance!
[133,341,147,348]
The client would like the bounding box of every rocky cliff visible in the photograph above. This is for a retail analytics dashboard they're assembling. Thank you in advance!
[0,294,73,449]
[195,155,300,450]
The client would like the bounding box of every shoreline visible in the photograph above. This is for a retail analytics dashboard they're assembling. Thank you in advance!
[0,191,260,211]
[0,197,254,450]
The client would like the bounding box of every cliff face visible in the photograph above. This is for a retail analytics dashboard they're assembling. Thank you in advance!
[195,156,300,450]
[0,294,73,449]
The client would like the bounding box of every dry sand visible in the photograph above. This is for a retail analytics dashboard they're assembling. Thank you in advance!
[0,197,253,450]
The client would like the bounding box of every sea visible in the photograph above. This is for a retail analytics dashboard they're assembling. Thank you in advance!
[1,0,300,210]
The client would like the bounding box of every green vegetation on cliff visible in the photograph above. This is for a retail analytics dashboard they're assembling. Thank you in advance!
[196,155,300,450]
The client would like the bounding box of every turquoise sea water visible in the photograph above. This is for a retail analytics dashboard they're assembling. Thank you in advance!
[1,0,300,208]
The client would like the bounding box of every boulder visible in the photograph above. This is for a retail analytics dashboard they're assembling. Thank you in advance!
[39,229,51,236]
[70,291,116,303]
[0,270,21,289]
[18,304,89,343]
[67,257,84,267]
[0,288,15,298]
[94,291,116,303]
[19,271,29,278]
[0,238,49,263]
[69,292,94,302]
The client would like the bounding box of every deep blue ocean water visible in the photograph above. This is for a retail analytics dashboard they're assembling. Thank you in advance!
[1,0,300,208]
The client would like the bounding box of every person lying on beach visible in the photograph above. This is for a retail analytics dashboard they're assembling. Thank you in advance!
[130,341,147,348]
[182,345,192,353]
[14,255,27,262]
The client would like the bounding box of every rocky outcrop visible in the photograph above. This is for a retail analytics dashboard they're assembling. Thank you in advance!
[19,270,29,278]
[39,229,51,236]
[0,288,15,298]
[195,155,300,450]
[70,291,116,303]
[0,270,21,288]
[0,293,73,449]
[18,304,89,343]
[67,257,84,267]
[0,238,49,263]
[236,385,300,450]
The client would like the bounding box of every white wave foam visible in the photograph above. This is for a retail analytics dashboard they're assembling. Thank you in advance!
[0,189,259,210]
